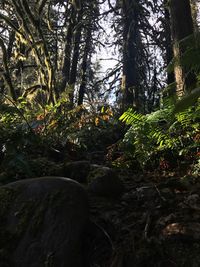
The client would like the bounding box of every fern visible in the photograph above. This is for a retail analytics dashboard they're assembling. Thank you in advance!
[120,103,199,168]
[119,32,200,169]
[167,32,200,74]
[174,88,200,113]
[119,108,145,125]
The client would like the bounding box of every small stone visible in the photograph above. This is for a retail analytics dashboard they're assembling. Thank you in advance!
[88,167,124,198]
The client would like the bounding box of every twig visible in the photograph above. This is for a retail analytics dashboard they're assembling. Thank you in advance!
[143,213,151,240]
[154,185,167,202]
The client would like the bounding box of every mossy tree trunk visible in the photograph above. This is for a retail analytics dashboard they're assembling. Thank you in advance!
[169,0,195,97]
[68,9,83,108]
[190,0,199,33]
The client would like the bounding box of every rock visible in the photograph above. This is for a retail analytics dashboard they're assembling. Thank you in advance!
[1,157,64,182]
[88,167,124,198]
[0,177,89,267]
[136,186,157,200]
[87,151,105,164]
[28,157,63,177]
[63,161,91,183]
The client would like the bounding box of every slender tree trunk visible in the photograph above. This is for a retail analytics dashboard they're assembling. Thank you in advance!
[0,37,17,101]
[122,0,139,110]
[169,0,194,97]
[190,0,199,32]
[68,10,83,107]
[60,7,75,93]
[77,27,92,106]
[7,30,15,59]
[0,30,15,97]
[163,4,175,85]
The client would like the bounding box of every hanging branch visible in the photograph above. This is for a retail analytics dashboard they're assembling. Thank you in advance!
[38,0,49,16]
[0,13,22,35]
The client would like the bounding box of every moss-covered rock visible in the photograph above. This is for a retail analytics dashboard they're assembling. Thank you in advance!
[0,177,89,267]
[28,157,63,177]
[0,157,64,184]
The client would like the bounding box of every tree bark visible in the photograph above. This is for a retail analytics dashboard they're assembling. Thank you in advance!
[60,6,76,93]
[190,0,199,32]
[169,0,194,97]
[163,4,175,85]
[77,26,92,106]
[69,10,83,107]
[121,0,139,110]
[0,30,15,97]
[0,37,17,101]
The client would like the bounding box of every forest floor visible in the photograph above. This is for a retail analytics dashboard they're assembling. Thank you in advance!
[0,140,199,266]
[88,166,200,267]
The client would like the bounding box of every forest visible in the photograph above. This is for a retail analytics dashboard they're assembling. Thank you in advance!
[0,0,199,266]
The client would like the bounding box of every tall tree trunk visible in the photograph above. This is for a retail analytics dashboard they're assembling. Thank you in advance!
[163,4,175,85]
[68,10,83,107]
[0,37,17,101]
[121,0,139,111]
[190,0,199,32]
[169,0,194,97]
[0,30,15,97]
[77,27,92,106]
[60,6,75,93]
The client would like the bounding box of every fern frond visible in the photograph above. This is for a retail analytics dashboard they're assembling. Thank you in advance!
[119,109,145,125]
[174,87,200,114]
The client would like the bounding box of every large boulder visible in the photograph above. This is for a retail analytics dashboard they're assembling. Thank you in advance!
[0,177,89,267]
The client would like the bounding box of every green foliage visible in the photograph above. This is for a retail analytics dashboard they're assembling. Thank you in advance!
[174,87,200,113]
[0,97,121,183]
[119,32,200,170]
[120,109,145,125]
[167,33,200,75]
[119,103,199,169]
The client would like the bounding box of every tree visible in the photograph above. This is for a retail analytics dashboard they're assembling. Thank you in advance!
[0,0,59,103]
[169,0,195,97]
[77,0,99,106]
[163,0,175,85]
[121,0,139,111]
[190,0,200,32]
[68,9,83,107]
[77,25,92,105]
[60,5,76,94]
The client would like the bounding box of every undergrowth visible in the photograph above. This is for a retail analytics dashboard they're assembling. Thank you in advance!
[119,102,199,172]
